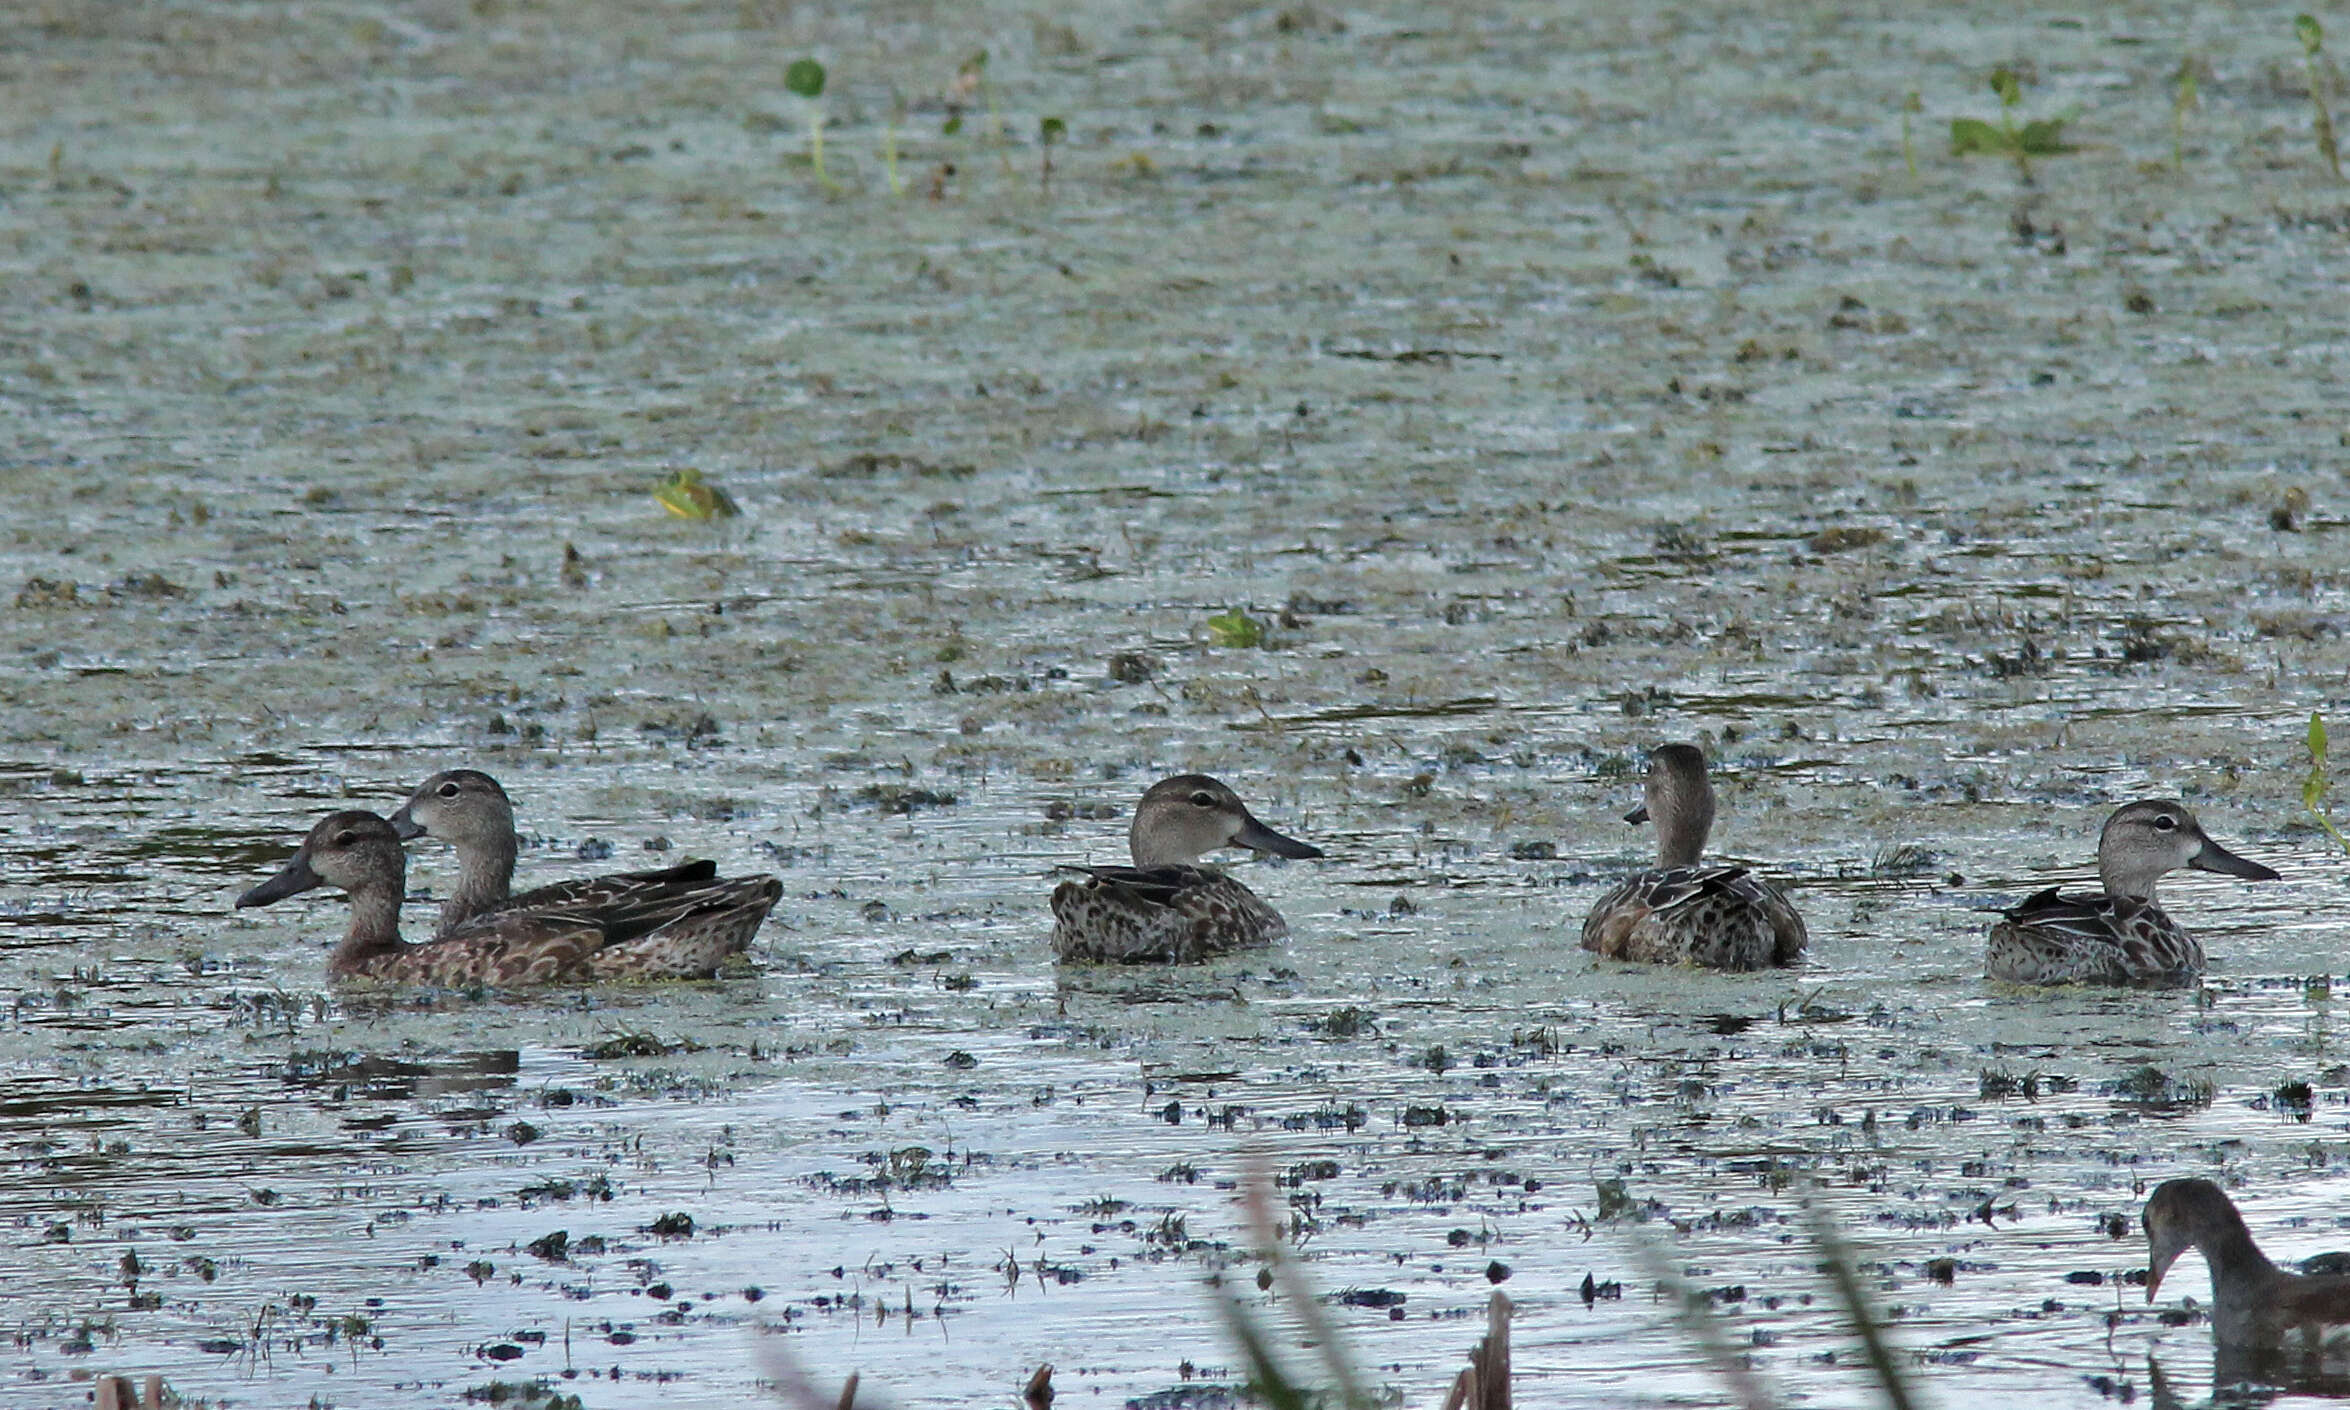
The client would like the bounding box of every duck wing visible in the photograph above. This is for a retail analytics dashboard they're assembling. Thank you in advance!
[1648,864,1754,911]
[495,860,719,920]
[2255,1266,2350,1343]
[490,861,767,949]
[372,914,605,986]
[1053,863,1215,909]
[1999,887,2117,938]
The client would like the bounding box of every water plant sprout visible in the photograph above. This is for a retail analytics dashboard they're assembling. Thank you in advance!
[2297,14,2343,180]
[2172,57,2200,169]
[2305,713,2349,854]
[1039,115,1066,189]
[785,57,839,191]
[1949,65,2071,178]
[882,95,905,196]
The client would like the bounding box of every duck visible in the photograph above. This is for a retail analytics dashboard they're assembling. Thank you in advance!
[387,767,780,966]
[1050,774,1323,963]
[1579,743,1807,971]
[238,810,778,983]
[1985,800,2278,986]
[2145,1178,2350,1349]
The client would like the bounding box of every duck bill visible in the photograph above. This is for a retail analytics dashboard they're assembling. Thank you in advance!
[1624,803,1651,826]
[237,852,324,909]
[2144,1211,2195,1303]
[2188,838,2280,883]
[1233,814,1323,860]
[386,802,425,841]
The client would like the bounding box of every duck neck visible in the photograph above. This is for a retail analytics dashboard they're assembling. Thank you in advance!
[330,884,410,975]
[1654,803,1711,870]
[442,832,518,933]
[2198,1210,2280,1301]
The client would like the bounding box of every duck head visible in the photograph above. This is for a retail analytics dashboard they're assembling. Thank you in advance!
[2144,1177,2254,1302]
[2098,801,2278,901]
[1128,774,1323,869]
[387,768,515,849]
[238,810,408,909]
[1624,743,1716,870]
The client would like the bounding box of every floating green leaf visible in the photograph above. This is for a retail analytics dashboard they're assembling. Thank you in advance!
[785,58,826,99]
[1948,67,2073,172]
[2298,13,2324,57]
[652,468,740,520]
[1040,115,1066,145]
[2015,118,2070,154]
[1205,608,1266,648]
[1949,118,2009,156]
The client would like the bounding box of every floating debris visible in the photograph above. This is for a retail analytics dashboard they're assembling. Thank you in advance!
[651,468,740,519]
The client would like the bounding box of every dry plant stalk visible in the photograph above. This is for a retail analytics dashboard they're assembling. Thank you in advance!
[93,1376,165,1410]
[1438,1292,1513,1410]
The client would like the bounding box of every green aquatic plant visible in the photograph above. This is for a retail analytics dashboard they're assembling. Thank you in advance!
[785,57,839,191]
[1206,607,1266,648]
[1901,91,1921,177]
[1950,66,2071,177]
[2296,15,2343,180]
[941,51,1009,175]
[2172,56,2200,169]
[881,96,905,196]
[651,469,740,520]
[1039,114,1066,190]
[2305,713,2350,853]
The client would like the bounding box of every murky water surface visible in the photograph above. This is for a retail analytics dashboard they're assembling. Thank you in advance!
[7,1,2350,1406]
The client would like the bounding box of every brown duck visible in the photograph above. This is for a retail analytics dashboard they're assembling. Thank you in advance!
[239,810,777,983]
[1050,774,1322,963]
[2146,1178,2350,1349]
[1580,744,1807,971]
[1987,802,2278,987]
[386,768,780,972]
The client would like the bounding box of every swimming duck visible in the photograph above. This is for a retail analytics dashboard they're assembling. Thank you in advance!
[239,810,777,983]
[387,768,780,967]
[1579,744,1807,971]
[1050,774,1323,963]
[1985,801,2278,986]
[2146,1178,2350,1349]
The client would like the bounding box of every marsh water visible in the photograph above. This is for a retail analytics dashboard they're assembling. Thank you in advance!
[8,1,2350,1406]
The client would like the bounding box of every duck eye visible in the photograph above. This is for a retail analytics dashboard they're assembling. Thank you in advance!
[2153,815,2179,832]
[1190,791,1217,808]
[334,830,358,846]
[437,782,461,798]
